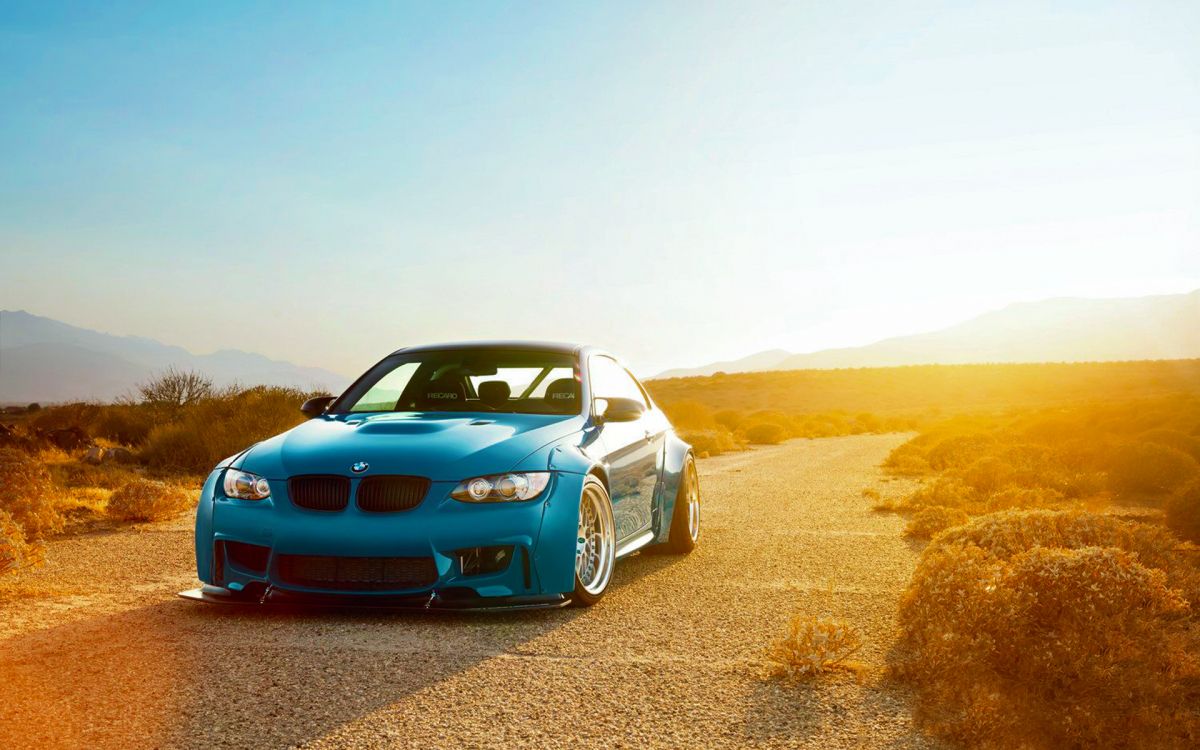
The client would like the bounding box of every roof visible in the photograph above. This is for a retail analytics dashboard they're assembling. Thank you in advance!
[390,340,589,356]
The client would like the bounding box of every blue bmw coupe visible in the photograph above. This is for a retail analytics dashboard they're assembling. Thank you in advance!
[185,341,699,609]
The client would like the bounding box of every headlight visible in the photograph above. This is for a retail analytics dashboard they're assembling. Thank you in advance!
[223,469,271,500]
[451,472,551,503]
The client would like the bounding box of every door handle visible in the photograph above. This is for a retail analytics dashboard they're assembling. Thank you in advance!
[644,430,655,443]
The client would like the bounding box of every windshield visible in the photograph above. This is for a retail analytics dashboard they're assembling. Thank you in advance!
[333,349,582,415]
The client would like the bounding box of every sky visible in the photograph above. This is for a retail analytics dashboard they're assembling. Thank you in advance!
[1,1,1197,377]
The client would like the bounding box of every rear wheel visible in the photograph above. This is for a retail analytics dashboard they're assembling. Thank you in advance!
[571,476,616,607]
[665,455,700,553]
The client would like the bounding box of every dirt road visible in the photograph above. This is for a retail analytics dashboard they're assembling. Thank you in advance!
[0,434,939,749]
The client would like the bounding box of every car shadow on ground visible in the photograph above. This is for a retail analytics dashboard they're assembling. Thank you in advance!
[0,551,683,749]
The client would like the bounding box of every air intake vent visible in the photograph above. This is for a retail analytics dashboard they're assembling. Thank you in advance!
[276,554,438,591]
[288,475,350,511]
[356,475,430,512]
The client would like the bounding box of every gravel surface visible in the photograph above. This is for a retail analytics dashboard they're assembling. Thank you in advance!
[0,434,941,749]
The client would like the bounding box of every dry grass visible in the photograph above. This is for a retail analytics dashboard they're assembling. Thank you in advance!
[0,448,65,539]
[0,510,42,576]
[894,510,1200,749]
[904,505,969,539]
[106,479,195,522]
[766,616,864,680]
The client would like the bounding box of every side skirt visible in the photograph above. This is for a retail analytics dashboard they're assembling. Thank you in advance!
[614,529,655,559]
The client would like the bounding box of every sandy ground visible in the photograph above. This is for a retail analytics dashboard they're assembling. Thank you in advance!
[0,434,941,749]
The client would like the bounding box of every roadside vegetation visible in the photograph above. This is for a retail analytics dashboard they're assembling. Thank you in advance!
[0,370,321,579]
[874,392,1200,748]
[650,359,1200,458]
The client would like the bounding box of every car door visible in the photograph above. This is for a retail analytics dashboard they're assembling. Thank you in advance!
[588,355,662,542]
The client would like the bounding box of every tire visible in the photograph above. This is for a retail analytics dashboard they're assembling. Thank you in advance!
[665,454,700,554]
[570,476,617,607]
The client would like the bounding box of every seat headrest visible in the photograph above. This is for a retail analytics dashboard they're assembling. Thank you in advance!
[543,378,581,412]
[420,378,466,407]
[477,380,511,408]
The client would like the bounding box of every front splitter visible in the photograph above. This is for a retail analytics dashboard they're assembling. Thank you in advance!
[178,585,570,612]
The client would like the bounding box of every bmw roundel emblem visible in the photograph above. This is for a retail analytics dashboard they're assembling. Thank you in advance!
[351,461,369,474]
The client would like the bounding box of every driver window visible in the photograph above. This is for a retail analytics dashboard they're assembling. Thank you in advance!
[589,356,648,407]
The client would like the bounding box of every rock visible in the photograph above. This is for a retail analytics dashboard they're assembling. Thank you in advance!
[83,446,106,464]
[103,447,135,464]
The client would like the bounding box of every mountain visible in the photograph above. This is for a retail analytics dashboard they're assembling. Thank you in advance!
[655,349,792,379]
[653,290,1200,379]
[0,310,350,403]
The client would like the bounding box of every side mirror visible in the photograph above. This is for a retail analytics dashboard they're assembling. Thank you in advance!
[300,395,336,418]
[597,397,645,423]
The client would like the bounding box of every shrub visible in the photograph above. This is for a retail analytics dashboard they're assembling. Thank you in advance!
[661,401,716,430]
[714,409,745,432]
[680,429,741,457]
[0,448,65,538]
[1108,442,1199,497]
[1166,480,1200,544]
[766,616,862,679]
[1139,428,1200,461]
[92,405,156,445]
[926,433,998,471]
[140,386,307,472]
[896,510,1200,748]
[0,510,42,576]
[743,422,786,445]
[904,505,969,539]
[106,479,194,522]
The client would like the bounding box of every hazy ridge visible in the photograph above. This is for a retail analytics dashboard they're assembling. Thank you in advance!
[655,290,1200,379]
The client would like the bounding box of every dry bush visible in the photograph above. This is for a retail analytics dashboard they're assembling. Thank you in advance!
[0,510,42,576]
[766,616,863,679]
[1108,442,1199,497]
[1166,480,1200,544]
[0,448,65,538]
[92,404,156,445]
[744,421,786,445]
[140,386,307,472]
[680,429,742,457]
[1140,428,1200,461]
[904,505,969,539]
[714,409,745,432]
[895,510,1200,748]
[106,479,194,522]
[661,400,717,430]
[136,367,213,414]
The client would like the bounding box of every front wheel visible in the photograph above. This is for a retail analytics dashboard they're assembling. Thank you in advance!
[665,455,700,553]
[571,476,616,607]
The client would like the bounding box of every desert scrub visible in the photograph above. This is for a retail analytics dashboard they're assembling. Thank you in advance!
[679,429,743,457]
[106,479,194,522]
[895,509,1200,749]
[743,421,786,445]
[1166,479,1200,544]
[1107,442,1199,497]
[0,510,42,576]
[904,505,969,539]
[0,448,65,538]
[766,616,863,679]
[140,385,308,472]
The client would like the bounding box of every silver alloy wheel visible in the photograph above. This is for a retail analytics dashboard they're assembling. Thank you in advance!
[685,462,700,541]
[575,483,616,596]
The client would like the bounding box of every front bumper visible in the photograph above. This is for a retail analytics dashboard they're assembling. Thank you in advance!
[192,469,583,603]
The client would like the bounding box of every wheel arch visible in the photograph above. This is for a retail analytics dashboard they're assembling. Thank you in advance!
[654,432,694,544]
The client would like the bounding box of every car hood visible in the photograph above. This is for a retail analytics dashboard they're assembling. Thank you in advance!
[238,412,587,481]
